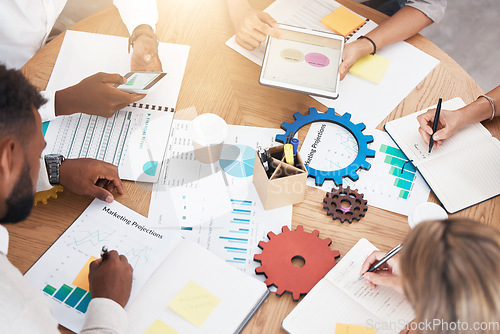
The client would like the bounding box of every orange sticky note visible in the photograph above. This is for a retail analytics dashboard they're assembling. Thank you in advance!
[335,323,376,334]
[321,7,366,37]
[72,256,98,292]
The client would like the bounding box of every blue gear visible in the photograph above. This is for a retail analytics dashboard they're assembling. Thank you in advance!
[276,107,375,186]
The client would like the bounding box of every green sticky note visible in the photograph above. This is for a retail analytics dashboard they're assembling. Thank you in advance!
[144,319,178,334]
[349,54,391,84]
[169,281,221,327]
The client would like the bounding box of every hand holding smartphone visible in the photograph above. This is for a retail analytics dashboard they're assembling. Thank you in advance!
[115,72,166,94]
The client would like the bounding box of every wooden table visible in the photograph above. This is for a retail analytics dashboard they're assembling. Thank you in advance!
[14,0,499,333]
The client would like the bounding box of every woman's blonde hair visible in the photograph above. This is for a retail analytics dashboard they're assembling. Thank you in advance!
[401,219,500,334]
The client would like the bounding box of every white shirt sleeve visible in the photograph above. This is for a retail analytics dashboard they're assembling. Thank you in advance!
[113,0,159,35]
[80,298,128,334]
[36,158,53,193]
[39,90,57,122]
[406,0,447,23]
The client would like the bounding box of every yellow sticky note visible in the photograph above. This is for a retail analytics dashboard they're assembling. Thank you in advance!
[144,319,179,334]
[335,323,376,334]
[321,6,366,37]
[169,281,221,327]
[349,54,391,84]
[72,256,98,292]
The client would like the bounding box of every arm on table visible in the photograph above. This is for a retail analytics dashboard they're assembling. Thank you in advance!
[418,85,500,148]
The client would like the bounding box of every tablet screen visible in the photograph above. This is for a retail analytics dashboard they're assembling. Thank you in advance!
[261,26,343,97]
[120,72,162,90]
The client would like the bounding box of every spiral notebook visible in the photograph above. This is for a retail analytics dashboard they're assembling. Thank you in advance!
[43,103,175,182]
[384,98,500,213]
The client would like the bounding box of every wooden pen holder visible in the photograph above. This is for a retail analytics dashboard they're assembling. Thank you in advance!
[253,145,307,210]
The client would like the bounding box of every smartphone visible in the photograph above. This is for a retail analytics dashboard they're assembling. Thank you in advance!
[116,72,167,94]
[260,24,344,99]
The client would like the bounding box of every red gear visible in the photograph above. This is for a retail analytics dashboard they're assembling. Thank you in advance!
[254,225,340,301]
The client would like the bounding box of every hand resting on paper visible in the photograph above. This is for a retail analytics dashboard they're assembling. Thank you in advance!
[89,250,133,307]
[360,250,403,294]
[55,72,145,118]
[227,0,282,51]
[338,39,375,80]
[59,158,124,203]
[130,24,163,72]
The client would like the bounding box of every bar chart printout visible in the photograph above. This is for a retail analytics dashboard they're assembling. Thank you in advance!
[379,144,417,200]
[221,199,253,265]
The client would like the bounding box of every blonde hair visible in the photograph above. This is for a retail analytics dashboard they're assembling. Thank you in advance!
[401,219,500,334]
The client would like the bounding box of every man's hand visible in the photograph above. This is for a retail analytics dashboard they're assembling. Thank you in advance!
[89,250,133,308]
[130,25,162,72]
[59,158,124,203]
[360,251,403,294]
[55,72,145,118]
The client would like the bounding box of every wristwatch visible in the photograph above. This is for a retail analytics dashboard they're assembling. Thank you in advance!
[44,154,65,185]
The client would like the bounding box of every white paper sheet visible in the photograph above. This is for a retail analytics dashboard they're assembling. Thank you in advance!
[46,30,190,109]
[148,120,293,278]
[300,124,430,216]
[24,199,181,333]
[225,0,439,129]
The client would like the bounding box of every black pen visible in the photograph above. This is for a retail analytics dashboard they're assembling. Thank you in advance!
[358,244,403,280]
[428,98,443,153]
[101,245,109,260]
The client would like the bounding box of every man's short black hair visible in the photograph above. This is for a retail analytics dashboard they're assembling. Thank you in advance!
[0,64,46,145]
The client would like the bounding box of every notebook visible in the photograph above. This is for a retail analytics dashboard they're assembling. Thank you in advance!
[125,238,269,334]
[282,238,414,334]
[384,98,500,213]
[24,199,269,334]
[321,6,367,38]
[42,104,173,182]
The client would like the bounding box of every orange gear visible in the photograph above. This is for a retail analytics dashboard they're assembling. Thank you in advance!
[254,225,340,301]
[323,186,367,223]
[34,185,64,206]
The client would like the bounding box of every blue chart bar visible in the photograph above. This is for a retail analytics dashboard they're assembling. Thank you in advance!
[229,228,249,234]
[220,236,248,242]
[231,199,252,206]
[75,292,92,313]
[232,209,251,215]
[180,227,193,231]
[225,246,247,254]
[65,287,87,307]
[231,218,250,224]
[226,257,246,264]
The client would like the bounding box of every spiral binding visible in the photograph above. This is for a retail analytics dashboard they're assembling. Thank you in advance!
[346,18,370,41]
[130,102,175,112]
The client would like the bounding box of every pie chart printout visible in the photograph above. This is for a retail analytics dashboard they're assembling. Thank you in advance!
[219,145,255,178]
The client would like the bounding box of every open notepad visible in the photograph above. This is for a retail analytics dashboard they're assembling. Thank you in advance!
[282,238,414,334]
[126,239,269,334]
[384,98,500,213]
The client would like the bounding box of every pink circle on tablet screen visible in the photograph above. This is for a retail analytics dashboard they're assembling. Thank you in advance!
[305,53,330,67]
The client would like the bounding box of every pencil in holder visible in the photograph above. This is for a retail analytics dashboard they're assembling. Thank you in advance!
[253,145,307,210]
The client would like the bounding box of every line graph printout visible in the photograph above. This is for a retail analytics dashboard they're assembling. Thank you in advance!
[148,120,292,277]
[300,123,430,216]
[24,199,180,333]
[43,107,174,183]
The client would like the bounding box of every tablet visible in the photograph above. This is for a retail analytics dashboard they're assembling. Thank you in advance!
[260,24,344,99]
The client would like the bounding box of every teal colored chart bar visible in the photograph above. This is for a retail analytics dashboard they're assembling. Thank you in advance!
[394,178,412,191]
[389,166,415,182]
[76,292,92,313]
[65,287,87,307]
[43,284,57,296]
[399,190,409,199]
[380,144,407,160]
[231,199,252,205]
[54,284,73,302]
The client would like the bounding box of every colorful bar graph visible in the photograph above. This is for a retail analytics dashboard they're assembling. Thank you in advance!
[43,284,57,296]
[54,284,73,302]
[65,287,87,307]
[75,292,92,313]
[380,144,417,199]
